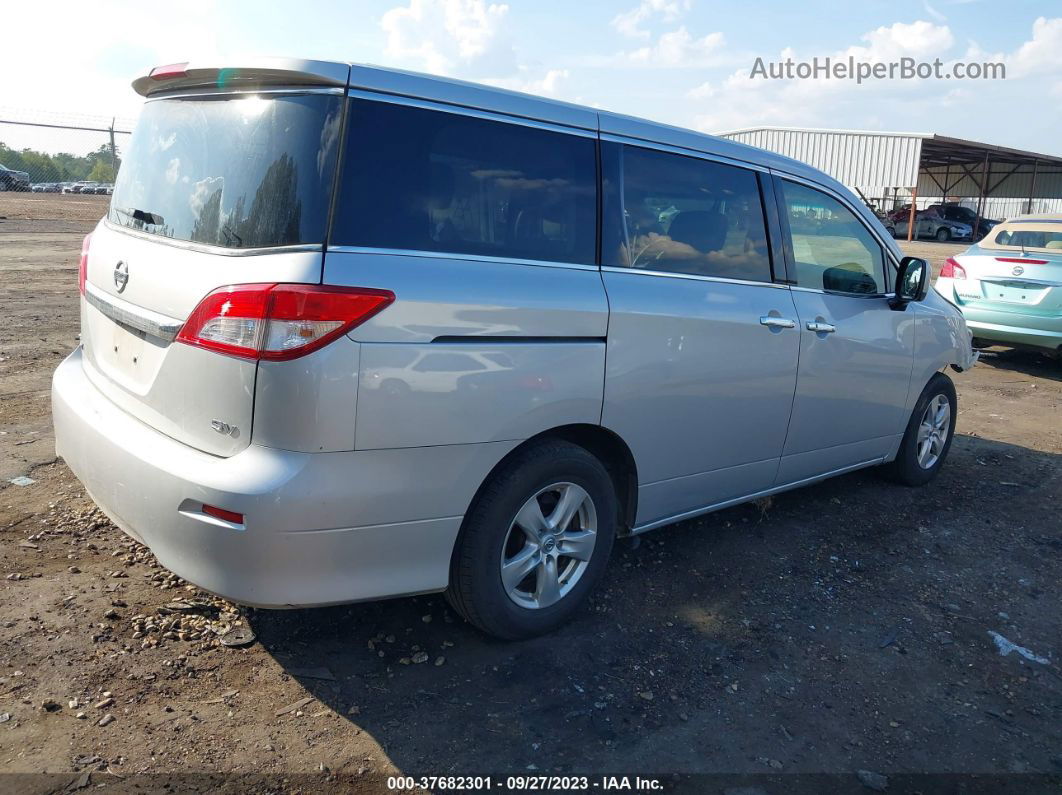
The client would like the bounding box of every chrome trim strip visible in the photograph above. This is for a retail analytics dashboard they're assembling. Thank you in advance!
[600,133,769,174]
[346,88,597,138]
[145,86,345,102]
[326,245,600,272]
[630,458,885,535]
[84,283,183,342]
[101,219,324,257]
[600,265,790,289]
[789,284,897,299]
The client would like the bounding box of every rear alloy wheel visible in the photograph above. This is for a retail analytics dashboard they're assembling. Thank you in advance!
[501,482,598,610]
[936,227,951,242]
[446,440,616,639]
[882,373,957,486]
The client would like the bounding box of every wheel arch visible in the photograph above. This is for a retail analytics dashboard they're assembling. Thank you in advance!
[460,424,639,537]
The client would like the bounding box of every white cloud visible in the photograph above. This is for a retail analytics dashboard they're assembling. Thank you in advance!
[923,1,947,24]
[0,0,220,122]
[487,68,570,97]
[686,80,715,99]
[380,0,516,78]
[1008,16,1062,77]
[379,0,581,102]
[611,0,690,39]
[845,20,954,62]
[689,20,957,133]
[625,27,726,67]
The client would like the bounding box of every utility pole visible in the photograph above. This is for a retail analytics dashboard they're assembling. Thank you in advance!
[108,118,117,178]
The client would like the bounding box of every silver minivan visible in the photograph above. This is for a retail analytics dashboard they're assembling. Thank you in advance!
[52,58,977,638]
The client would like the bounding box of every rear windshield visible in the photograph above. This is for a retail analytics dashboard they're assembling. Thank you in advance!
[987,224,1062,252]
[109,93,342,249]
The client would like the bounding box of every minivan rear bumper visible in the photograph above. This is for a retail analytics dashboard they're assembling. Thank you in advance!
[51,346,487,608]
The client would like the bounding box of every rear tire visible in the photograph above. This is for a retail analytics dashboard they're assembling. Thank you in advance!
[446,440,617,639]
[882,373,957,486]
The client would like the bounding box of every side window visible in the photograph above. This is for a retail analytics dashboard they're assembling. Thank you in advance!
[332,98,597,265]
[780,181,885,295]
[603,144,773,283]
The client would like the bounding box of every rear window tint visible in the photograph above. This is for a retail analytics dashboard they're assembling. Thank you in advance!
[109,94,342,248]
[602,143,773,283]
[331,99,597,265]
[991,226,1062,251]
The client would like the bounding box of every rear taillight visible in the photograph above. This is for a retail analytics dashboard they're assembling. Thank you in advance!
[940,257,967,280]
[149,62,189,81]
[77,232,92,294]
[175,283,394,361]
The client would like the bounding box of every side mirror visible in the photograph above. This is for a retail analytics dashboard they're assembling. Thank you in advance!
[891,256,929,309]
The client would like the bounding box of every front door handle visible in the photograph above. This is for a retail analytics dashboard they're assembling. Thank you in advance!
[760,316,796,329]
[806,321,836,333]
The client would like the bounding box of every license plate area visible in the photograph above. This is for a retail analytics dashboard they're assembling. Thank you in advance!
[980,280,1047,305]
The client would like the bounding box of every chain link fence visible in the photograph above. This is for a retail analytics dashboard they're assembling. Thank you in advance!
[0,108,134,226]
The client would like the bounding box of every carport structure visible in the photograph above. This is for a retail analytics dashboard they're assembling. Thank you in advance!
[717,127,1062,239]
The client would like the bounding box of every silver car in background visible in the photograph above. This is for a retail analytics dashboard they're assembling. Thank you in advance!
[887,207,973,242]
[936,214,1062,356]
[52,58,977,639]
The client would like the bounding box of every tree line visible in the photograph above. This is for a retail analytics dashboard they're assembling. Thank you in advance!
[0,141,119,183]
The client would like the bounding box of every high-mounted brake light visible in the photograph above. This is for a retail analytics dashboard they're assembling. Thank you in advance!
[149,62,189,81]
[77,232,92,295]
[175,283,395,361]
[995,257,1049,265]
[940,257,967,280]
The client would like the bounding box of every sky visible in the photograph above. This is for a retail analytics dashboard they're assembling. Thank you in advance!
[1,0,1061,155]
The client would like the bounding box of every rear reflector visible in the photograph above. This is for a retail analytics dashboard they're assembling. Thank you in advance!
[176,283,395,361]
[149,62,189,81]
[77,232,92,295]
[940,257,967,280]
[202,504,244,524]
[995,257,1049,265]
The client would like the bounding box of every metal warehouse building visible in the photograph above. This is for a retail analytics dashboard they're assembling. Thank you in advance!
[718,126,1062,230]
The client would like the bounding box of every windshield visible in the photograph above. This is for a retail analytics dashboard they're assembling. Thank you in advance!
[109,93,342,249]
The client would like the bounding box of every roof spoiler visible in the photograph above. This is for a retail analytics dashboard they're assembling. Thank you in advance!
[132,57,350,97]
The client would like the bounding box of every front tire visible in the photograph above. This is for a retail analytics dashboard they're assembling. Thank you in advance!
[936,227,951,242]
[446,440,617,639]
[882,373,957,486]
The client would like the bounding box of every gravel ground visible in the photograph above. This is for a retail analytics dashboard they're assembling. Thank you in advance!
[1,205,1060,793]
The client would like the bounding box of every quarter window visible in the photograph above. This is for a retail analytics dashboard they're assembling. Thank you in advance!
[780,181,885,294]
[331,99,597,265]
[603,144,773,283]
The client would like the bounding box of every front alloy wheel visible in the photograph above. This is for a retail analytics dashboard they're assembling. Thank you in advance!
[882,373,957,486]
[916,394,951,469]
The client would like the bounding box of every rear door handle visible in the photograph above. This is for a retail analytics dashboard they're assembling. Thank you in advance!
[806,321,836,333]
[760,316,796,329]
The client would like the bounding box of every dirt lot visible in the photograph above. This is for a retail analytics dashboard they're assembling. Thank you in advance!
[1,199,1061,793]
